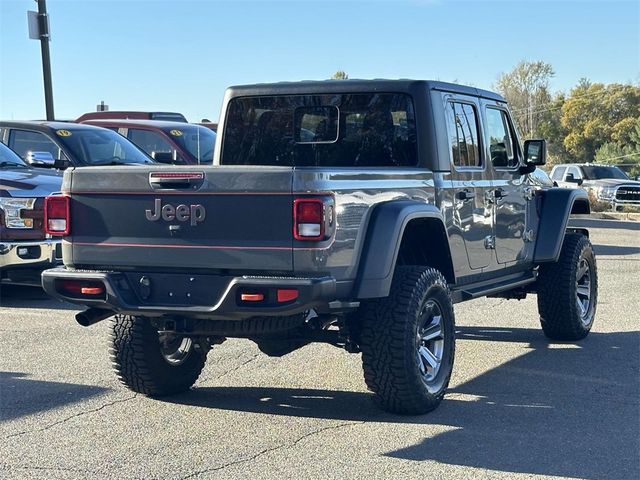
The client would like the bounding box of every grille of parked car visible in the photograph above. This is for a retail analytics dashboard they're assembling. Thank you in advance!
[615,185,640,202]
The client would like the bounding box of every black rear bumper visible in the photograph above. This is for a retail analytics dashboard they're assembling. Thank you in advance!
[42,268,336,320]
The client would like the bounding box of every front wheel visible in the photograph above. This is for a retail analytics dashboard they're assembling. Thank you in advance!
[537,233,598,341]
[109,315,209,396]
[358,266,456,414]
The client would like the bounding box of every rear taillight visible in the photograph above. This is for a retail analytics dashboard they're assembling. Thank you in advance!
[45,196,70,236]
[294,198,324,241]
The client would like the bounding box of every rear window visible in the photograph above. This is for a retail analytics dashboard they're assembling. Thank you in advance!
[221,93,417,167]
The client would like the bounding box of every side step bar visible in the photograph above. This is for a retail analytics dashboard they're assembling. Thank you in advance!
[451,271,537,304]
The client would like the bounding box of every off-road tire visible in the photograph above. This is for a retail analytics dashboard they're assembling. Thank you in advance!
[109,315,208,396]
[537,233,598,341]
[358,266,455,414]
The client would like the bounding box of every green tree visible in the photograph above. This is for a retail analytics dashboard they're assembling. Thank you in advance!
[594,117,640,177]
[561,82,640,161]
[536,93,572,166]
[495,60,555,139]
[331,70,349,80]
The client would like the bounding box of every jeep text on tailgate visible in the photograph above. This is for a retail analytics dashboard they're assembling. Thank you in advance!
[43,80,596,414]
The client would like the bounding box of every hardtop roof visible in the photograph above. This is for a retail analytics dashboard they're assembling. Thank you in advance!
[225,79,506,103]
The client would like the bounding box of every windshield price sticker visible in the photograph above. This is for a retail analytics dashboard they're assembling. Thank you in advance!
[56,129,72,137]
[169,129,183,137]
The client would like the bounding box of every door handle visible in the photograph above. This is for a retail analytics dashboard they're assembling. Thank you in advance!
[456,189,473,202]
[148,172,204,190]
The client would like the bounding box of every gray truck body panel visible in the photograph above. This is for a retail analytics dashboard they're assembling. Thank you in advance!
[354,201,445,298]
[534,188,590,263]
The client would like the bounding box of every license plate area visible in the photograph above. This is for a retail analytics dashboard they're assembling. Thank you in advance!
[124,272,231,306]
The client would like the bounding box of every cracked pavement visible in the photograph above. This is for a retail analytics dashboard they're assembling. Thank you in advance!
[1,220,638,479]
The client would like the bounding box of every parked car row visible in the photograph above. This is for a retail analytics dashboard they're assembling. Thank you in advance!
[0,113,217,286]
[0,114,216,169]
[0,121,154,168]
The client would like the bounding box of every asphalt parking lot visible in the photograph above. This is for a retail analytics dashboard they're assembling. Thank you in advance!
[1,219,639,480]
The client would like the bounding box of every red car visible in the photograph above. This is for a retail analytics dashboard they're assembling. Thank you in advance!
[76,111,187,123]
[80,119,216,165]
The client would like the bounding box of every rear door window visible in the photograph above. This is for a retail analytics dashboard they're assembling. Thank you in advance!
[221,93,417,167]
[444,102,481,168]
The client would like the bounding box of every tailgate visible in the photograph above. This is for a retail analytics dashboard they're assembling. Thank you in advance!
[66,166,294,272]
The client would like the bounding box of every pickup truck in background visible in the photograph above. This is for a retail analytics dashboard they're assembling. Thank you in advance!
[550,163,640,210]
[1,142,62,286]
[42,80,596,415]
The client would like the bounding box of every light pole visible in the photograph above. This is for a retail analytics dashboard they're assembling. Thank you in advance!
[28,0,54,120]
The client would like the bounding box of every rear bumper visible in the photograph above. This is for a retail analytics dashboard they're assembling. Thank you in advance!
[41,268,336,320]
[0,239,62,285]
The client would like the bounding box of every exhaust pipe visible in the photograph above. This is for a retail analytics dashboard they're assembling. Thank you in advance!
[76,308,114,327]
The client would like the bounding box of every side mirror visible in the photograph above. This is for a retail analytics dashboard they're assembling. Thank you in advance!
[25,151,55,167]
[54,158,71,170]
[523,139,546,166]
[565,173,583,185]
[152,151,176,164]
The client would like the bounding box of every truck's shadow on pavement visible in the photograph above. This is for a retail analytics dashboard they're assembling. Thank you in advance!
[172,327,639,480]
[0,285,77,310]
[0,371,108,422]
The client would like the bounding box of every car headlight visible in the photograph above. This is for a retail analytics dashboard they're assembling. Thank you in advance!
[0,198,37,228]
[597,186,616,200]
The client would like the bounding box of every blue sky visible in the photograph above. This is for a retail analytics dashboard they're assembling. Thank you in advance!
[0,0,638,122]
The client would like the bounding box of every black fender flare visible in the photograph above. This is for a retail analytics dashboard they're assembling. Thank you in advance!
[354,201,448,299]
[534,188,590,263]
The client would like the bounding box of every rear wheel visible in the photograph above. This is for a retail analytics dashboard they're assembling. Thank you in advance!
[537,233,598,340]
[358,266,455,414]
[109,315,208,396]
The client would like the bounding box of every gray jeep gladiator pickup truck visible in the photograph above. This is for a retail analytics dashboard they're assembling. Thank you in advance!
[42,80,596,414]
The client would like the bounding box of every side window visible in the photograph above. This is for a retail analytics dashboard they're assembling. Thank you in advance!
[8,129,63,160]
[128,129,172,156]
[485,108,517,168]
[551,166,566,181]
[445,102,481,168]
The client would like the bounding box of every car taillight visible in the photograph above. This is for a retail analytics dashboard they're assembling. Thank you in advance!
[293,198,324,241]
[45,196,70,236]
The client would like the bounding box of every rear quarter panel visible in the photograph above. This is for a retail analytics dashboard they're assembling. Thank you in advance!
[292,168,443,294]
